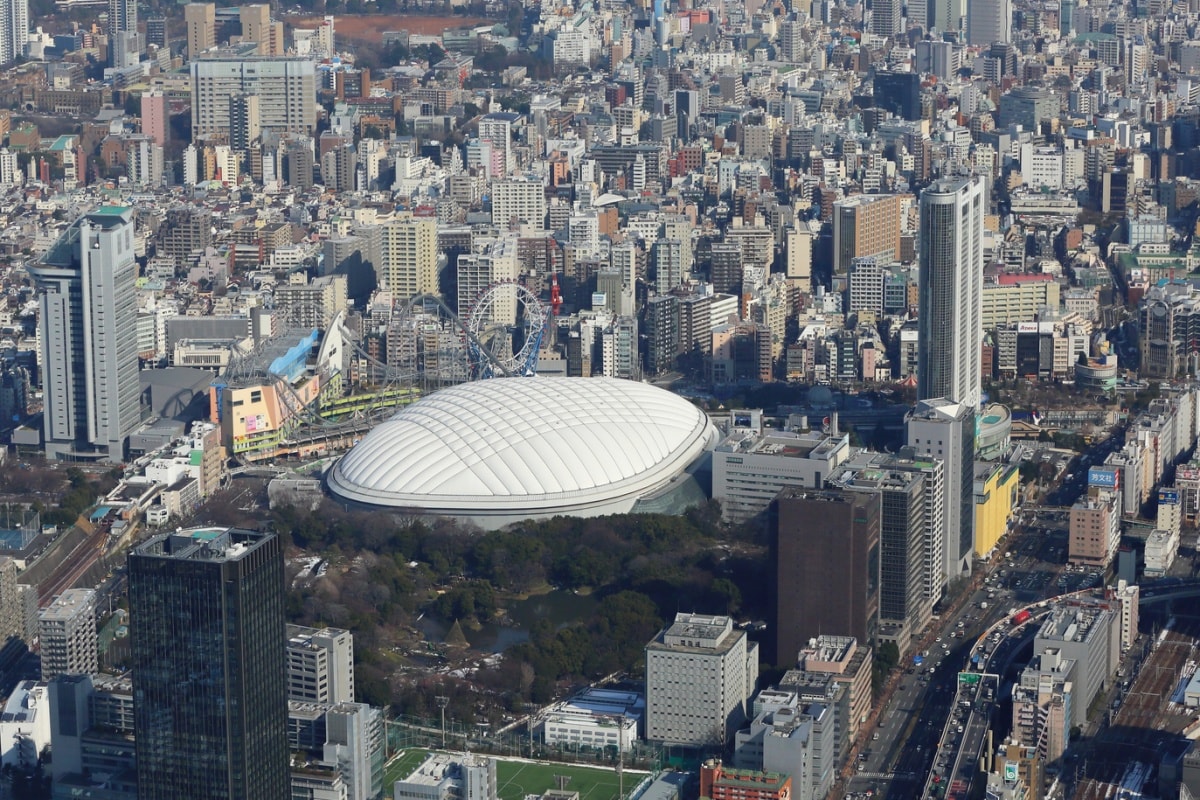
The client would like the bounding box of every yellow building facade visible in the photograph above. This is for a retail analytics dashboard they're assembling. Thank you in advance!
[975,462,1020,557]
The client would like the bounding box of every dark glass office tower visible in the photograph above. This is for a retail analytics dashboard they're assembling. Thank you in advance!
[130,528,288,800]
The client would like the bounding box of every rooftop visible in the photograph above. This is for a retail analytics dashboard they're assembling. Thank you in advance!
[134,527,275,564]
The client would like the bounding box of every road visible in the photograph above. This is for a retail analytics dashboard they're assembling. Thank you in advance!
[843,427,1136,800]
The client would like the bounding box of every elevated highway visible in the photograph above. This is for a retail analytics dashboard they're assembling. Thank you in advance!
[917,579,1200,800]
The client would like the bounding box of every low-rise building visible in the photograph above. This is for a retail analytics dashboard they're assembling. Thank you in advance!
[0,681,50,770]
[393,753,497,800]
[541,688,643,751]
[698,762,792,800]
[712,412,851,523]
[1144,529,1179,578]
[793,636,871,748]
[733,690,836,800]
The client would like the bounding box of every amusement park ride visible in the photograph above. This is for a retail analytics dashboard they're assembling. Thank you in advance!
[218,274,559,461]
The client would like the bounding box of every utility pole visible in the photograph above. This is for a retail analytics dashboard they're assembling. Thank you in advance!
[436,696,450,749]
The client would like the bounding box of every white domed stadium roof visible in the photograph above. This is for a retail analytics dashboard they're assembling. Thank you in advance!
[327,378,717,525]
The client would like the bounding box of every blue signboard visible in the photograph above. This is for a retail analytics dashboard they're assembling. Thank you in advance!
[1159,489,1180,505]
[1088,467,1119,489]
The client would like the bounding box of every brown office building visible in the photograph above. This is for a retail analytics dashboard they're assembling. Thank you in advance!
[772,488,881,664]
[832,194,903,274]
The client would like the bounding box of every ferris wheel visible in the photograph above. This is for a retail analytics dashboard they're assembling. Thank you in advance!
[465,281,549,379]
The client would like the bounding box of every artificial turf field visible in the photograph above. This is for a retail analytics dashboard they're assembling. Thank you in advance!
[382,749,630,800]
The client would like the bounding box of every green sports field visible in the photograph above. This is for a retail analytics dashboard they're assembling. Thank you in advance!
[382,750,629,800]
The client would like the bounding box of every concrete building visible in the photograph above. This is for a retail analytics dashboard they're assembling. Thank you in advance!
[917,177,984,410]
[48,674,137,795]
[645,613,759,747]
[699,763,792,800]
[0,681,50,770]
[190,58,316,142]
[711,412,852,523]
[323,702,384,800]
[772,489,880,662]
[733,692,836,800]
[966,0,1011,45]
[1012,649,1073,765]
[382,218,439,299]
[30,207,141,462]
[185,2,216,56]
[1143,529,1178,577]
[794,636,872,747]
[974,462,1019,558]
[39,588,97,681]
[491,179,546,230]
[870,0,902,36]
[141,90,168,148]
[832,194,903,275]
[393,753,496,800]
[1068,494,1120,568]
[0,557,21,650]
[287,625,355,705]
[1111,580,1139,651]
[274,275,349,330]
[907,398,976,591]
[1032,603,1120,727]
[981,275,1060,329]
[541,688,643,751]
[829,460,928,651]
[0,0,29,66]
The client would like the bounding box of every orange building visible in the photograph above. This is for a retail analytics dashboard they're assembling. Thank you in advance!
[700,763,792,800]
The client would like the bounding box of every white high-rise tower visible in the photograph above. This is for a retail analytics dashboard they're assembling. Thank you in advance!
[917,176,985,410]
[0,0,29,65]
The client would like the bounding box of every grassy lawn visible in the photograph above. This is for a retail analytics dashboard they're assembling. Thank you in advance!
[382,750,627,800]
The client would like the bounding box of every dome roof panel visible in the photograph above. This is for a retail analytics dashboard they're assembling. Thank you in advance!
[327,377,717,515]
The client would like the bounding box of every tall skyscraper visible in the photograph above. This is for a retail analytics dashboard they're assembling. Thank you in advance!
[39,588,98,680]
[871,0,902,36]
[0,0,29,66]
[30,207,140,462]
[185,2,216,56]
[130,527,288,800]
[917,176,984,410]
[906,398,976,593]
[190,58,316,142]
[966,0,1011,44]
[772,489,880,664]
[830,459,929,641]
